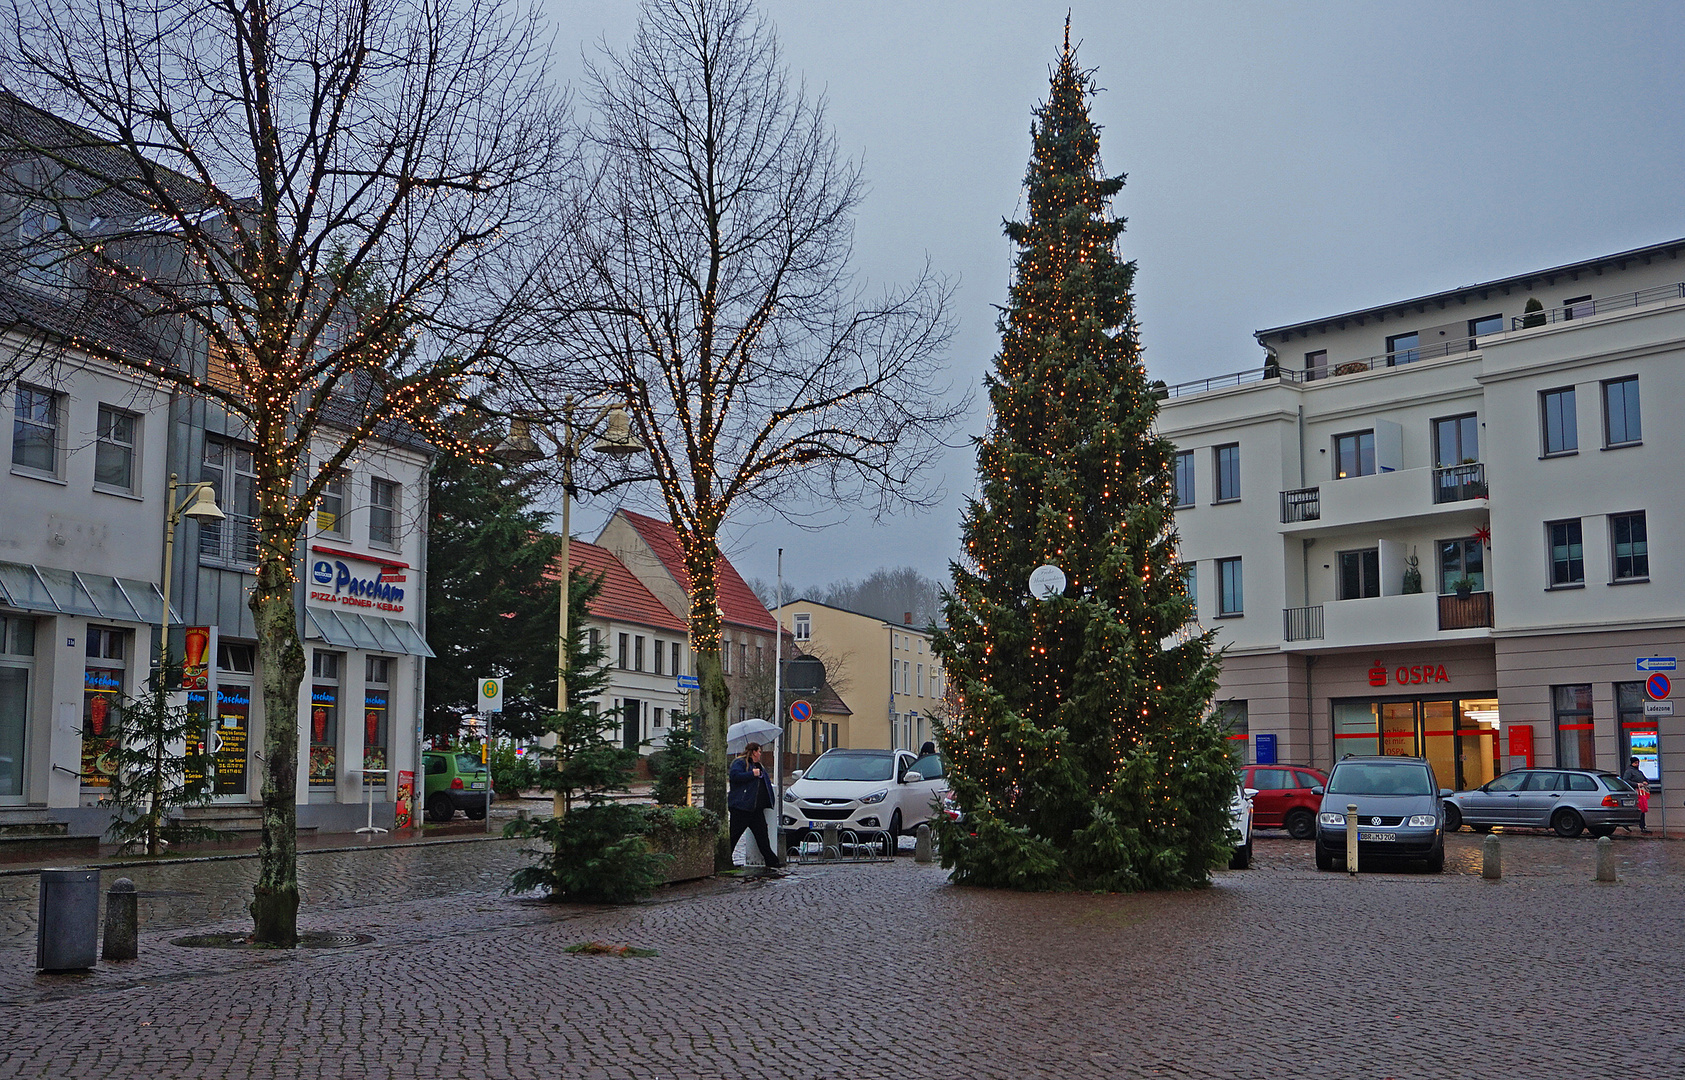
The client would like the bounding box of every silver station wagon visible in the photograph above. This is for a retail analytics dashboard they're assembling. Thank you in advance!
[1442,768,1640,838]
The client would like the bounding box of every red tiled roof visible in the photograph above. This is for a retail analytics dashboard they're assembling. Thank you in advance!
[615,509,777,633]
[561,540,688,634]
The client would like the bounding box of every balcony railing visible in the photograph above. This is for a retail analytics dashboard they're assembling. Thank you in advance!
[1432,462,1486,504]
[1510,282,1685,330]
[198,513,259,567]
[1437,591,1494,631]
[1284,605,1324,641]
[1280,487,1321,523]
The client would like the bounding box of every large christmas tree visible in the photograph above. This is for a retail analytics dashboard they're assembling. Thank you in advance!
[933,26,1236,892]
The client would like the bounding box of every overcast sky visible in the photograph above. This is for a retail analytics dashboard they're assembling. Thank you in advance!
[542,0,1685,593]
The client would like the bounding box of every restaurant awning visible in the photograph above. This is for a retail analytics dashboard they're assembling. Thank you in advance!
[0,561,174,623]
[304,607,435,658]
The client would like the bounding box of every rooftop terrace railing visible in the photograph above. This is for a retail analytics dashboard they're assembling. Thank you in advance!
[1510,282,1685,330]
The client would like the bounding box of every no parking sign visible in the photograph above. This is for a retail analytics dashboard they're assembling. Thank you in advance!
[789,699,812,723]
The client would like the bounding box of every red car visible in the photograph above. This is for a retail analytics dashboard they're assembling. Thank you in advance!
[1240,764,1328,840]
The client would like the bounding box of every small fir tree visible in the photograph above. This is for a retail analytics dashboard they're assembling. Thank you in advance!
[505,568,671,900]
[105,669,223,856]
[932,24,1235,892]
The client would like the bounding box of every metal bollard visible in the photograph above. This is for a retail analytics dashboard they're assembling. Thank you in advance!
[914,823,933,863]
[1595,835,1617,882]
[1481,835,1501,880]
[37,867,100,972]
[103,878,138,961]
[1345,803,1359,875]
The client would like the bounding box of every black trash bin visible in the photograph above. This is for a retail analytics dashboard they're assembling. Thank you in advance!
[37,867,101,971]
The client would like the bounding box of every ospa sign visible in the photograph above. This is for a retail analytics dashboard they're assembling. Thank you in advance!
[310,558,405,613]
[1369,660,1451,688]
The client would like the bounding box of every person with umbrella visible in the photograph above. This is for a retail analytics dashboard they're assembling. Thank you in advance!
[729,741,785,872]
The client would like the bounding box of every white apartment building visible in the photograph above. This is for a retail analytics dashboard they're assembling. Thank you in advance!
[1162,237,1685,794]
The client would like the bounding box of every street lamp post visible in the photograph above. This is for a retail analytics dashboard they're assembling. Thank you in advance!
[495,399,645,818]
[159,473,225,684]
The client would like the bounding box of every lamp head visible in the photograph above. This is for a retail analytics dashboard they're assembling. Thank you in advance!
[592,407,645,457]
[492,418,545,465]
[181,485,224,521]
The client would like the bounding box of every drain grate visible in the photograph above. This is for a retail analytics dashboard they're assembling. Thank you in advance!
[171,930,373,949]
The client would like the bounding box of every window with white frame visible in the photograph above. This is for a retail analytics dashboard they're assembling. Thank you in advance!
[94,406,138,492]
[316,471,348,536]
[200,437,259,565]
[794,613,811,641]
[369,477,399,548]
[11,385,61,475]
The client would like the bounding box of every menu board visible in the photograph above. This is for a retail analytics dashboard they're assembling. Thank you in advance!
[184,689,210,788]
[363,690,388,778]
[81,667,122,787]
[309,684,337,787]
[214,685,250,795]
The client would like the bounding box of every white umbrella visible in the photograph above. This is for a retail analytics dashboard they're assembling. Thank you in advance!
[726,717,782,754]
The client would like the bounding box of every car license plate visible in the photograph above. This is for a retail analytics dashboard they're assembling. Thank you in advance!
[807,821,827,830]
[1621,799,1635,806]
[470,782,486,790]
[1361,832,1397,842]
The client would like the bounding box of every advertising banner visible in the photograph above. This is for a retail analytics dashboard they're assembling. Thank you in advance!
[394,770,415,828]
[80,667,122,787]
[309,684,338,787]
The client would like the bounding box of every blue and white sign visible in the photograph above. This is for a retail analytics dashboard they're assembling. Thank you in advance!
[1636,657,1677,672]
[1254,733,1277,765]
[676,674,700,691]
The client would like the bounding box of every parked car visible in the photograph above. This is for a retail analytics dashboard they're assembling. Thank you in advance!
[1442,768,1639,838]
[1240,764,1327,839]
[780,748,947,851]
[1314,756,1446,873]
[423,749,493,822]
[1229,781,1258,869]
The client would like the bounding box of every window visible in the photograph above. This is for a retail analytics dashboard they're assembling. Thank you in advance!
[653,708,664,729]
[1304,350,1328,381]
[13,202,73,290]
[1333,431,1375,479]
[1252,768,1292,790]
[1338,549,1380,600]
[1217,557,1243,616]
[217,642,255,674]
[364,656,390,778]
[587,628,600,657]
[1564,295,1593,320]
[1611,512,1648,581]
[1439,538,1485,594]
[739,642,748,674]
[1215,700,1248,762]
[634,635,645,672]
[917,663,925,697]
[309,651,341,788]
[366,655,390,684]
[1540,387,1577,455]
[617,633,629,670]
[756,645,763,672]
[671,641,682,677]
[1213,444,1240,502]
[1386,331,1419,365]
[1554,684,1595,770]
[1467,314,1503,346]
[369,477,399,548]
[85,627,125,661]
[653,639,664,675]
[200,437,259,565]
[1602,377,1641,447]
[794,613,811,641]
[317,472,347,536]
[94,407,137,491]
[0,616,35,799]
[1618,683,1661,786]
[721,637,730,674]
[1181,563,1197,618]
[1432,414,1478,468]
[11,385,60,474]
[1547,520,1584,586]
[312,650,340,679]
[1173,451,1195,507]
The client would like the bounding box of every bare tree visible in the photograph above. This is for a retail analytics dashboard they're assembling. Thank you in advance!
[2,0,571,944]
[522,0,964,861]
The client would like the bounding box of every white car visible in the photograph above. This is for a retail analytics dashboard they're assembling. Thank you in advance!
[1229,781,1258,869]
[780,748,948,851]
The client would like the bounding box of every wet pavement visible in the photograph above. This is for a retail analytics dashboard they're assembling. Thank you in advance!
[3,830,1685,1079]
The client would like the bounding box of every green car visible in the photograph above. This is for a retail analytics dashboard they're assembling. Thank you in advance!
[423,749,494,822]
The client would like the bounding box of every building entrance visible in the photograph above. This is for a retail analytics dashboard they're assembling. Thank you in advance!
[1333,695,1500,790]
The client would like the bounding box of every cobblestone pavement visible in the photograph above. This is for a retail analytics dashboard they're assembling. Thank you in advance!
[4,831,1685,1079]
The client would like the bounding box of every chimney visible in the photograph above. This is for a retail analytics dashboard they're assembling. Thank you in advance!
[903,611,913,625]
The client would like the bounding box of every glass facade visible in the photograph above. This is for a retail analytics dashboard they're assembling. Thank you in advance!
[1331,695,1500,791]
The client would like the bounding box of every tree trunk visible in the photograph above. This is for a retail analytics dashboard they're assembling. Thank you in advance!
[679,530,733,869]
[249,521,305,946]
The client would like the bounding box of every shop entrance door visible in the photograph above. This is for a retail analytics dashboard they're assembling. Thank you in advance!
[1332,694,1500,790]
[1421,700,1458,790]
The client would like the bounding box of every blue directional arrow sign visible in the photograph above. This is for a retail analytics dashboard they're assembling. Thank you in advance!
[1636,657,1677,672]
[676,674,701,690]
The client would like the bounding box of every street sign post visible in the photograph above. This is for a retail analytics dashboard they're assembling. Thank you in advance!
[1646,673,1672,701]
[676,673,700,691]
[1645,701,1674,717]
[1636,657,1677,672]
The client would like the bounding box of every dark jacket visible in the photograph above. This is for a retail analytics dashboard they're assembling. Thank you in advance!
[1622,765,1648,787]
[728,756,774,812]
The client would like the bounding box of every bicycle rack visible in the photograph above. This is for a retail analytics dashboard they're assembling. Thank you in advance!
[787,824,895,864]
